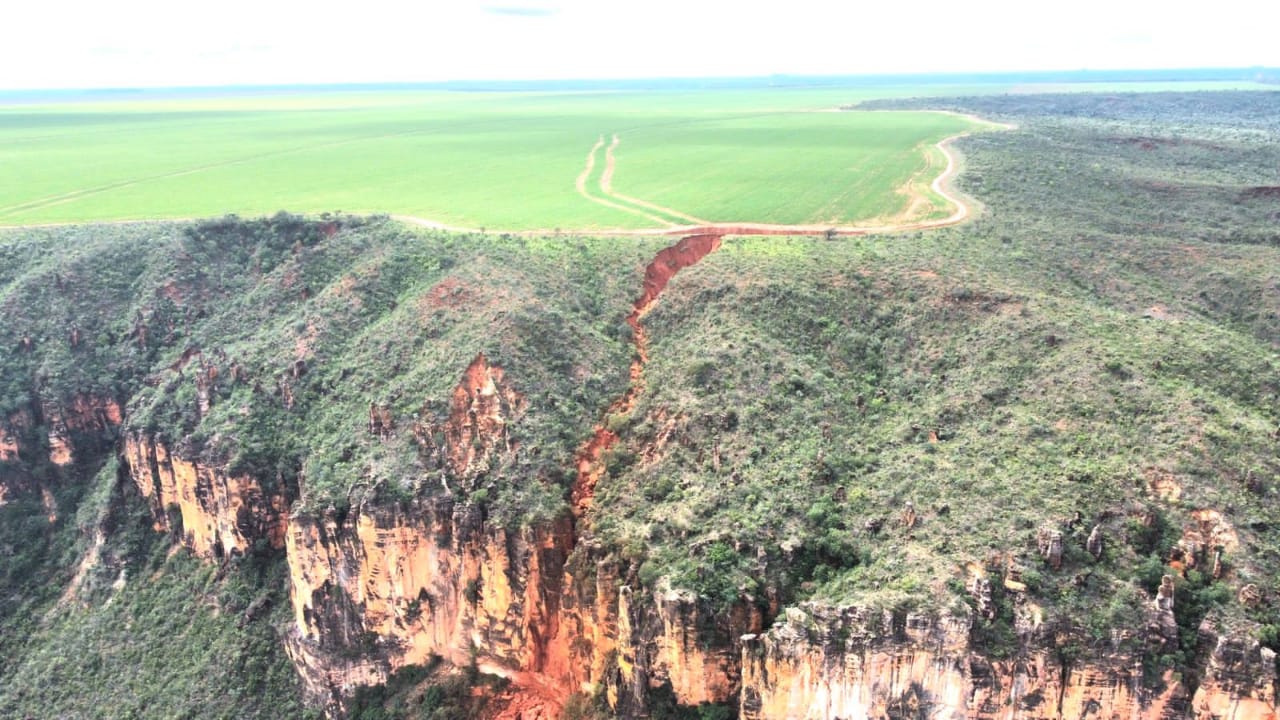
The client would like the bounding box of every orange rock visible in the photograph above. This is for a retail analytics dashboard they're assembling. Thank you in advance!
[420,352,526,479]
[739,604,1201,720]
[43,394,123,466]
[126,435,287,559]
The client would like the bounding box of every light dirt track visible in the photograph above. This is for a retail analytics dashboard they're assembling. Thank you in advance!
[573,134,672,226]
[573,135,605,197]
[601,134,709,225]
[396,122,991,238]
[3,114,1009,238]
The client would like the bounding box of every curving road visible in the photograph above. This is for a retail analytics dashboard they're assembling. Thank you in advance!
[396,120,999,238]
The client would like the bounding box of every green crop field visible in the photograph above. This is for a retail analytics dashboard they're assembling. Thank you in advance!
[0,89,988,230]
[6,78,1262,231]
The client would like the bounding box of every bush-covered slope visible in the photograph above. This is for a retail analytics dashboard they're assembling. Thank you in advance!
[590,91,1279,669]
[0,215,657,717]
[0,90,1276,717]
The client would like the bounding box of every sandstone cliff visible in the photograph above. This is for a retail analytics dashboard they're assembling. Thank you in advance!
[738,602,1280,720]
[0,394,121,470]
[96,231,1279,719]
[125,434,288,559]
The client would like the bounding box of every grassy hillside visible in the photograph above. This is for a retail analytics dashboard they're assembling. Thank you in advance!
[0,458,310,718]
[0,89,1276,715]
[598,91,1280,662]
[0,216,657,717]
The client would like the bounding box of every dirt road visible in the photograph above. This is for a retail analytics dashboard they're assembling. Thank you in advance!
[396,124,985,238]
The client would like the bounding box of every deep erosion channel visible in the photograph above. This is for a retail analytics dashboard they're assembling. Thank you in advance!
[572,233,723,518]
[504,232,725,719]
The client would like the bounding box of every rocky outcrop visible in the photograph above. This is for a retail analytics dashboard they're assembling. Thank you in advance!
[97,229,1279,720]
[612,586,765,712]
[0,410,24,463]
[1087,524,1105,559]
[0,394,121,469]
[1,394,122,510]
[1193,625,1278,720]
[1037,527,1064,570]
[738,603,1198,720]
[421,352,526,480]
[284,498,575,710]
[125,434,288,559]
[284,498,766,718]
[282,235,734,717]
[44,394,123,466]
[740,605,969,720]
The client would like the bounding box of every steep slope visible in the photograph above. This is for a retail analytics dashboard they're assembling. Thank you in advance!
[0,91,1277,719]
[0,216,658,718]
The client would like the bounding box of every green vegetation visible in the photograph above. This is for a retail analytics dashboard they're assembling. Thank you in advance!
[0,458,311,719]
[347,661,495,720]
[0,91,976,229]
[0,212,658,717]
[1,88,1278,715]
[0,213,658,512]
[589,111,972,225]
[593,92,1280,649]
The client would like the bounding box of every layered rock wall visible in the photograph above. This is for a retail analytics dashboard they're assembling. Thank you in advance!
[737,603,1280,720]
[283,500,763,717]
[0,394,121,469]
[1191,627,1278,720]
[94,230,1280,719]
[283,498,576,709]
[125,434,288,559]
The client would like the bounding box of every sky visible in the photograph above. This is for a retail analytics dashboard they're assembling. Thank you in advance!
[2,0,1278,89]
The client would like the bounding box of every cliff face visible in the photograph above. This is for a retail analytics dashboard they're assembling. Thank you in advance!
[738,603,1280,720]
[283,500,764,717]
[284,499,577,713]
[124,434,288,559]
[611,586,765,712]
[0,394,122,516]
[281,235,740,717]
[741,606,975,720]
[96,229,1278,720]
[0,395,121,470]
[1191,626,1278,720]
[46,395,123,466]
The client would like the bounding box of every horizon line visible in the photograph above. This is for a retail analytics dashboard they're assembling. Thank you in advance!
[2,66,1277,97]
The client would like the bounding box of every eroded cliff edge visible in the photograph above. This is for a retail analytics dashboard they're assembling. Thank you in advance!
[280,234,745,717]
[110,231,1277,720]
[4,164,1280,719]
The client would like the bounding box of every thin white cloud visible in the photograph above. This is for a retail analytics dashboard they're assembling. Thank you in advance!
[1,0,1277,89]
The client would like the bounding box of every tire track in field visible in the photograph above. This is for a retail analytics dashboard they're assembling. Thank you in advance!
[600,134,708,225]
[9,113,1009,237]
[573,136,605,196]
[445,123,991,237]
[573,136,673,226]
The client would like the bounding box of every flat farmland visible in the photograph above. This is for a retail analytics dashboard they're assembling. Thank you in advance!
[605,112,975,225]
[0,89,984,230]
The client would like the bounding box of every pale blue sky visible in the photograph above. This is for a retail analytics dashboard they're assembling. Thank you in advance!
[3,0,1277,89]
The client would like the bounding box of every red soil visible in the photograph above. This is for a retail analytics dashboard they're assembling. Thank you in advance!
[570,234,722,518]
